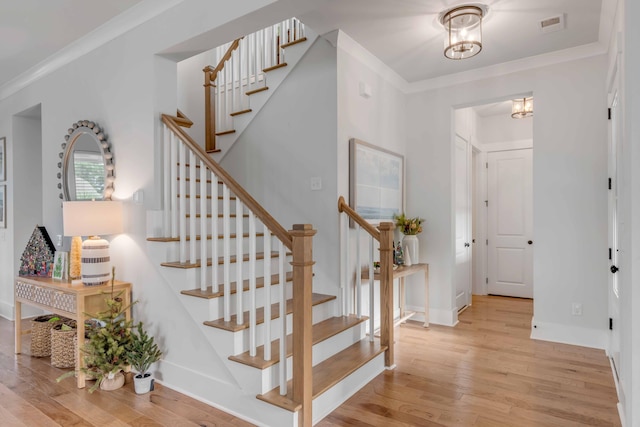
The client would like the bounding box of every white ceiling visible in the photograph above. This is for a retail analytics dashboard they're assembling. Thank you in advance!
[0,0,611,92]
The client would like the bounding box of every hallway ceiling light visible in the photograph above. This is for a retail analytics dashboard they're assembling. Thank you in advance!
[511,97,534,118]
[440,5,486,60]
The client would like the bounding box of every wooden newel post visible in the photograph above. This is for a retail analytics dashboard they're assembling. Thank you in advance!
[378,222,395,368]
[203,66,216,152]
[290,224,316,427]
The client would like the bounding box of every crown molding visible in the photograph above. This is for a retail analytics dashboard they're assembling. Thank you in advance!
[0,0,184,101]
[406,41,608,93]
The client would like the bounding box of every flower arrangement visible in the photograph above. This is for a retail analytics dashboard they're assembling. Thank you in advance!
[393,213,424,235]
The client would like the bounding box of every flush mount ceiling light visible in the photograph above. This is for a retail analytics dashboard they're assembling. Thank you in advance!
[440,4,487,60]
[512,97,534,118]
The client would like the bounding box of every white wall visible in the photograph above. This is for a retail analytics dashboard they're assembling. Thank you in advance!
[476,111,533,145]
[220,36,339,296]
[406,54,609,343]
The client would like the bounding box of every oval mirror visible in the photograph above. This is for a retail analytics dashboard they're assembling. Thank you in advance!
[58,120,115,201]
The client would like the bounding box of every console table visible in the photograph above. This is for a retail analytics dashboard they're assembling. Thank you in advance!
[362,263,429,327]
[14,276,132,388]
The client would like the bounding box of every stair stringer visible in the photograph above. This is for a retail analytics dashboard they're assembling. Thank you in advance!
[211,29,319,162]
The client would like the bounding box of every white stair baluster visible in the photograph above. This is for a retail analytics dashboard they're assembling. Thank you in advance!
[189,151,197,263]
[278,240,287,395]
[178,143,187,263]
[170,132,178,239]
[369,235,375,341]
[162,125,170,236]
[355,223,361,318]
[235,197,244,325]
[199,160,208,291]
[249,211,257,357]
[223,184,231,321]
[211,174,219,293]
[339,213,346,316]
[263,227,272,361]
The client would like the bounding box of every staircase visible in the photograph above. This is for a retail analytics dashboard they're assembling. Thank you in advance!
[148,18,398,426]
[200,18,315,159]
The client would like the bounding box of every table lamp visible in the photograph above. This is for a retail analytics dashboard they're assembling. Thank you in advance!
[63,200,123,286]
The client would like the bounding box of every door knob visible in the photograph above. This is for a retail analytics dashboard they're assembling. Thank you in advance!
[611,265,619,274]
[464,242,470,247]
[527,240,533,245]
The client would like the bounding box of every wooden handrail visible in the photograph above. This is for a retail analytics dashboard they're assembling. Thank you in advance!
[162,113,293,250]
[337,196,381,241]
[203,38,241,153]
[204,38,241,82]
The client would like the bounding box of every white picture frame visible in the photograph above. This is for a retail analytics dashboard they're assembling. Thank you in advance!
[349,138,404,226]
[0,137,5,181]
[52,251,68,280]
[0,185,5,229]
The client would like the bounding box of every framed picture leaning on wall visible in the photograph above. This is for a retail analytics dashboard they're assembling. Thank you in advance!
[349,138,404,226]
[0,137,5,181]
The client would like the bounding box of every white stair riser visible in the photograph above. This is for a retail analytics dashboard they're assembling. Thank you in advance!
[230,321,367,394]
[159,236,266,260]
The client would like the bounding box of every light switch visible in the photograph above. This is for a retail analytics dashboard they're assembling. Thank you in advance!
[310,177,322,191]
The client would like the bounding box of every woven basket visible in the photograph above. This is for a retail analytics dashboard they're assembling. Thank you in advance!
[30,315,62,357]
[51,322,77,368]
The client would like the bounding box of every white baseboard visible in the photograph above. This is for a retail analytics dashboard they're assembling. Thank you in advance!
[156,359,295,427]
[0,300,13,320]
[530,317,607,349]
[617,402,626,427]
[405,305,458,327]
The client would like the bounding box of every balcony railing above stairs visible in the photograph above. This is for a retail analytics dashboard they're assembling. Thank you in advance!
[203,18,306,153]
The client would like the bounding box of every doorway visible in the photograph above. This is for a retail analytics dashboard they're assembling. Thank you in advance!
[454,98,534,303]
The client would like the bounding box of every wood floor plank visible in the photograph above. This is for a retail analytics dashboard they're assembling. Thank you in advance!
[52,392,131,426]
[317,295,621,427]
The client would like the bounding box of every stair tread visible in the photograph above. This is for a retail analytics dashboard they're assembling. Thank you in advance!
[245,86,269,96]
[230,109,252,117]
[147,232,264,243]
[257,339,386,412]
[203,293,336,332]
[160,251,285,269]
[185,213,249,218]
[177,194,236,200]
[229,315,367,369]
[263,62,287,72]
[180,272,293,299]
[280,37,307,49]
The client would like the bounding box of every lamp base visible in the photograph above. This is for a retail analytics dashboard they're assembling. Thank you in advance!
[81,236,112,286]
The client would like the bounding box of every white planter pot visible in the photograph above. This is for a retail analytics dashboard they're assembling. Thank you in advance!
[133,372,154,394]
[402,234,419,264]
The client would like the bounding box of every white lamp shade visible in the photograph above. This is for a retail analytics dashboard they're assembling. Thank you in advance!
[63,201,123,237]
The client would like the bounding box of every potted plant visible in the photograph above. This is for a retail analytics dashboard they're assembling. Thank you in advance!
[57,267,135,392]
[126,322,162,394]
[393,213,424,264]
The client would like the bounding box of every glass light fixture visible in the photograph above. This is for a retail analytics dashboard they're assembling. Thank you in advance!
[512,97,534,118]
[440,5,485,60]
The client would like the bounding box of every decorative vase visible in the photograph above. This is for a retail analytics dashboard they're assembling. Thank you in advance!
[133,372,155,394]
[99,371,125,391]
[402,234,419,264]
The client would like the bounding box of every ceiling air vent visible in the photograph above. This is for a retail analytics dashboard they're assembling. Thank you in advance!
[540,14,565,34]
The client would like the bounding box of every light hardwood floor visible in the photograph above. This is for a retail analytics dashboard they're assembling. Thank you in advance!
[1,295,620,426]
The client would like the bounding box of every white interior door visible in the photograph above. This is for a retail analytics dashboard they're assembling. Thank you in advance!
[455,135,472,310]
[487,149,533,298]
[608,86,621,377]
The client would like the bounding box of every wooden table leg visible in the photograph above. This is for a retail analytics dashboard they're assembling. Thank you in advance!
[77,298,86,388]
[400,277,406,320]
[424,265,429,328]
[15,301,21,354]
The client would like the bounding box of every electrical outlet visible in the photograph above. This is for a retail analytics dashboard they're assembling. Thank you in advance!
[571,303,583,316]
[56,234,63,246]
